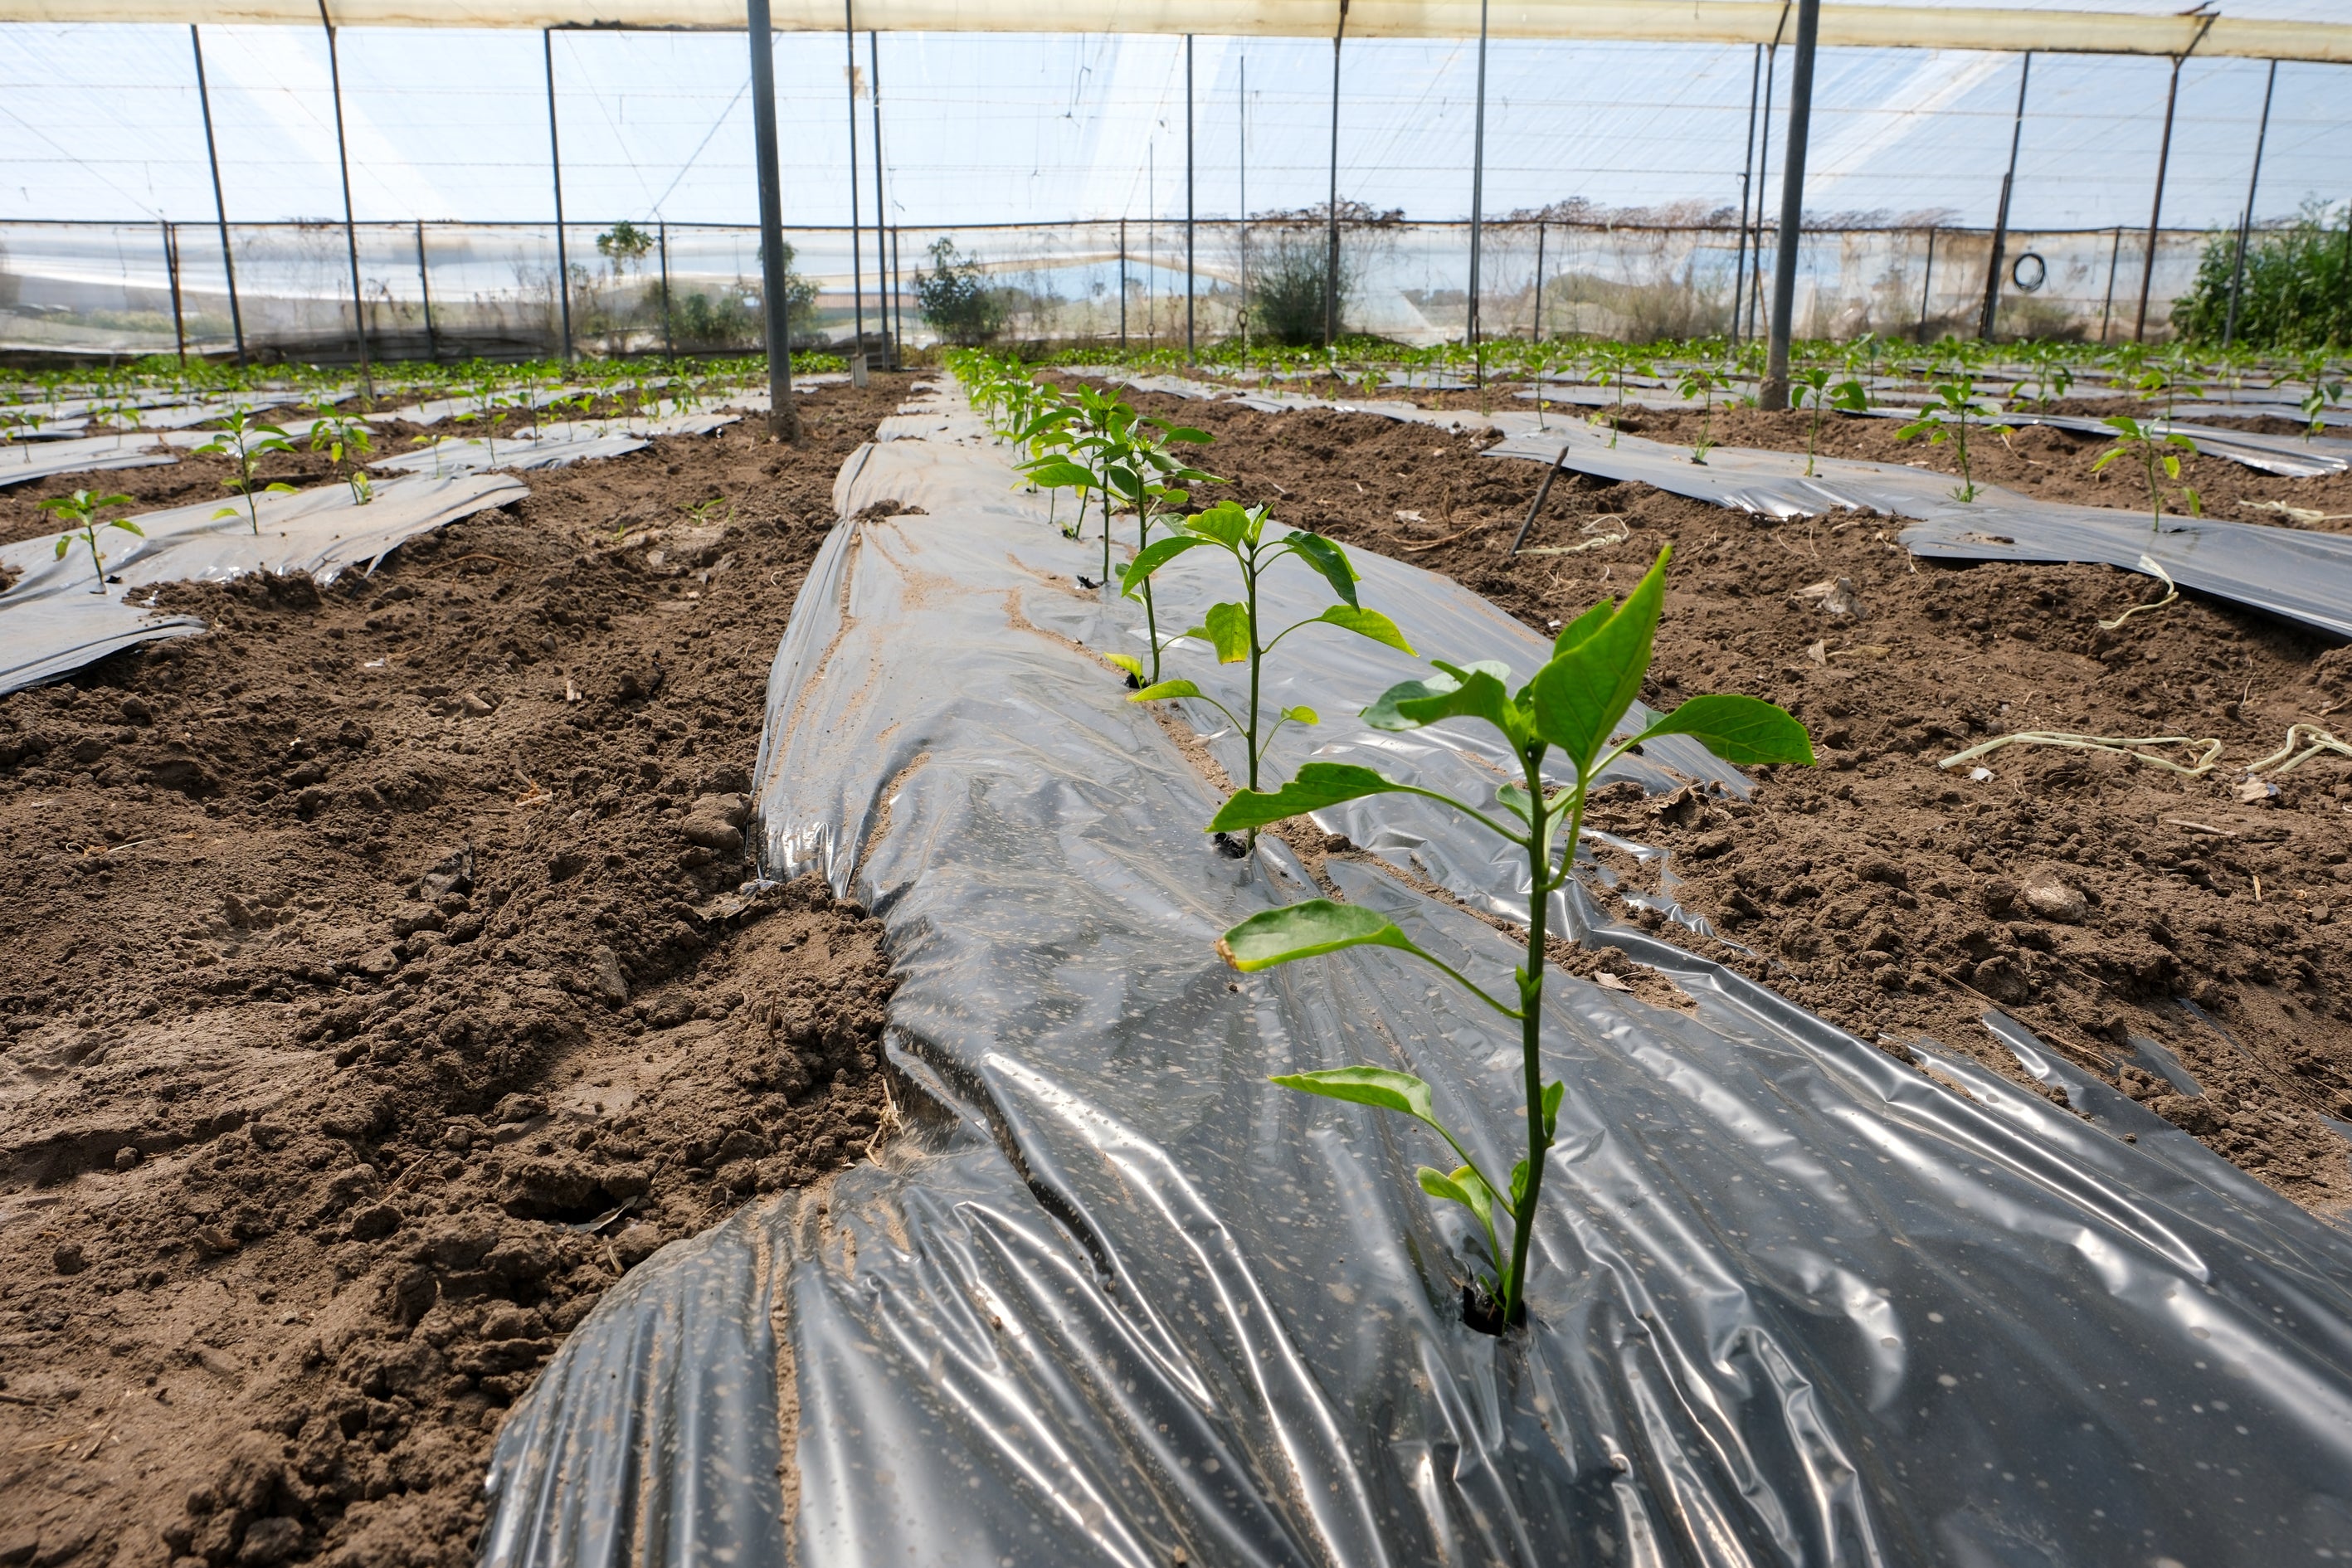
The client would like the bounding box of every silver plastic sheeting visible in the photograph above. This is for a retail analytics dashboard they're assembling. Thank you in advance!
[0,435,182,489]
[482,384,2352,1568]
[1851,406,2352,480]
[0,472,523,695]
[369,412,735,476]
[1483,423,2352,641]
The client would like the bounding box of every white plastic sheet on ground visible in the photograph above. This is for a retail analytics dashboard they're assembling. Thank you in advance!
[0,471,524,695]
[368,411,735,476]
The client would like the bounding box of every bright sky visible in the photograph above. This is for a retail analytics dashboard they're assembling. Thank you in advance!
[0,23,2345,235]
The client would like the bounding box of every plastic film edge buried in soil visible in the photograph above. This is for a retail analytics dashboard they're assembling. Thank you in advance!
[480,382,2352,1568]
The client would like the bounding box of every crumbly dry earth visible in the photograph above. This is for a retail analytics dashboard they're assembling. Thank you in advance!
[0,380,910,1567]
[1119,388,2352,1211]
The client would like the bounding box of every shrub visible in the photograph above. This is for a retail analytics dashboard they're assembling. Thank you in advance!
[2174,202,2352,349]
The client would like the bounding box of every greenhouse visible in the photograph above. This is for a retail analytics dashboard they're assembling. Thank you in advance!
[1,2,2350,1566]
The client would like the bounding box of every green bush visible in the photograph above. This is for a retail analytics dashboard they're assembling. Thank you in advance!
[2174,202,2352,349]
[915,237,1007,346]
[1246,231,1350,347]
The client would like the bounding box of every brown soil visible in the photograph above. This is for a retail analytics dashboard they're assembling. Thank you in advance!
[0,380,910,1566]
[1118,390,2352,1212]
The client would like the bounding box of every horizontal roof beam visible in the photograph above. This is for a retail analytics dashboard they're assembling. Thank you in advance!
[4,1,2346,65]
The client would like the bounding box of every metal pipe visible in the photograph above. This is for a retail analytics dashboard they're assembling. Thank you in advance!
[658,218,674,359]
[1118,217,1127,348]
[2100,225,2121,343]
[1239,56,1249,344]
[2223,58,2277,349]
[746,0,801,440]
[1916,226,1936,342]
[1530,219,1545,339]
[1731,43,1761,344]
[1326,0,1348,349]
[844,1,865,377]
[891,222,903,356]
[1467,0,1490,382]
[1760,0,1819,411]
[163,222,187,365]
[1978,51,2031,342]
[543,27,573,363]
[869,31,892,368]
[416,220,438,363]
[189,26,246,368]
[318,2,373,401]
[1747,14,1785,341]
[2136,15,2213,343]
[1186,33,1196,361]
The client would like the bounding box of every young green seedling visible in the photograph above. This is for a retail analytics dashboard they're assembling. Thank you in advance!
[1127,499,1412,791]
[2092,416,2201,533]
[1896,375,2002,503]
[197,410,298,535]
[39,489,142,594]
[1674,363,1725,463]
[1209,548,1811,1329]
[308,408,374,505]
[1790,366,1838,478]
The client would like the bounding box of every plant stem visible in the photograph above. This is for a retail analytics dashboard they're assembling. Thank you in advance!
[1244,545,1264,791]
[1502,747,1561,1327]
[1136,507,1163,683]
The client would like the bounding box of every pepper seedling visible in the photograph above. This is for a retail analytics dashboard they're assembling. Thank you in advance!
[1209,548,1810,1330]
[1897,374,2003,503]
[1126,499,1410,792]
[307,407,375,505]
[40,489,142,594]
[2092,415,2200,533]
[197,410,298,535]
[1790,365,1865,479]
[1673,362,1726,462]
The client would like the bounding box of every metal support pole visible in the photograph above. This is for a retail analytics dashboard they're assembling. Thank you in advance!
[658,219,674,359]
[1978,51,2031,342]
[1186,33,1196,360]
[2136,17,2213,343]
[1325,0,1347,348]
[163,222,187,365]
[2100,225,2121,343]
[1530,219,1545,338]
[1467,0,1490,381]
[544,28,573,362]
[1731,43,1761,343]
[1239,56,1249,343]
[1118,218,1128,348]
[318,2,373,401]
[891,223,904,358]
[189,26,246,368]
[868,32,892,368]
[844,2,865,379]
[746,0,801,440]
[1748,37,1781,338]
[1916,226,1936,342]
[2223,59,2277,349]
[416,221,438,362]
[1760,0,1819,411]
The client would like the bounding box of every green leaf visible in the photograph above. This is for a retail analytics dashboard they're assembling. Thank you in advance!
[1494,781,1532,825]
[1529,547,1670,764]
[1269,1064,1436,1122]
[210,506,239,521]
[1314,603,1414,653]
[1221,900,1425,972]
[1363,663,1517,740]
[1119,533,1205,597]
[1282,706,1320,725]
[1418,1164,1496,1233]
[1631,693,1814,767]
[1209,762,1403,832]
[1184,500,1256,548]
[1104,652,1143,679]
[1550,599,1614,659]
[1194,601,1251,664]
[1131,678,1202,703]
[52,534,67,559]
[1284,531,1360,608]
[1022,459,1097,490]
[1541,1080,1566,1142]
[110,519,144,537]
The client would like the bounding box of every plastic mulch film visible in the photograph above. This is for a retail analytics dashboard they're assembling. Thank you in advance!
[0,472,524,695]
[1848,407,2352,481]
[0,435,183,490]
[1483,423,2352,641]
[481,388,2352,1568]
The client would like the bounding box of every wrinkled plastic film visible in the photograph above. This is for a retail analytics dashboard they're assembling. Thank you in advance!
[482,386,2352,1568]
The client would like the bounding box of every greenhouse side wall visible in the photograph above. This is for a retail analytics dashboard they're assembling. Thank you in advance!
[0,217,2215,363]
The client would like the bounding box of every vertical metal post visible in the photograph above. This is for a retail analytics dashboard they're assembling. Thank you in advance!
[1467,0,1490,381]
[544,27,573,362]
[416,220,438,362]
[890,224,904,357]
[844,2,865,376]
[1239,55,1249,344]
[1978,51,2031,342]
[1530,220,1545,338]
[746,0,800,440]
[1760,0,1819,410]
[1119,217,1128,348]
[1748,24,1782,340]
[2223,58,2277,349]
[189,27,246,368]
[2099,225,2121,343]
[1916,226,1936,342]
[868,32,892,368]
[318,2,373,401]
[2136,17,2212,343]
[1185,34,1196,359]
[1731,43,1761,343]
[659,219,675,359]
[1326,0,1347,348]
[163,222,187,364]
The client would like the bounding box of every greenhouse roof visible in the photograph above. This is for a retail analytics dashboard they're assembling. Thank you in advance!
[4,0,2349,62]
